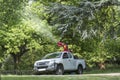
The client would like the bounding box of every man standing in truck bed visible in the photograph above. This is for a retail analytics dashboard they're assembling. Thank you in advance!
[57,41,70,51]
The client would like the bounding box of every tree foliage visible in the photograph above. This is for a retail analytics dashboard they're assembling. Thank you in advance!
[43,0,120,67]
[0,0,120,70]
[45,0,120,39]
[0,0,59,70]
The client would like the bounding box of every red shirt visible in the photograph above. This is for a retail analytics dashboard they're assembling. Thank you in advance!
[57,41,69,51]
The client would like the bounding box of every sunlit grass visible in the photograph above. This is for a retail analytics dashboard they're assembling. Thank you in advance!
[1,75,120,80]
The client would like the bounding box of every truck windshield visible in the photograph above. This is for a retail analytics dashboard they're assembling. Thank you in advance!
[42,52,62,59]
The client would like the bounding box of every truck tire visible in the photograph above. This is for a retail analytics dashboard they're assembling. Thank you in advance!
[77,65,83,74]
[55,64,64,75]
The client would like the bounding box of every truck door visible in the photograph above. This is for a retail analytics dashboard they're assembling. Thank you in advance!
[67,52,76,70]
[62,52,74,70]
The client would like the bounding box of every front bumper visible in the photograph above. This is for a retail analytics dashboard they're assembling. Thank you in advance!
[34,64,57,73]
[34,67,55,71]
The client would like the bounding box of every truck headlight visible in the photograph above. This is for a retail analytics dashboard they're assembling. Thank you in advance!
[49,63,54,67]
[49,61,56,68]
[34,62,38,66]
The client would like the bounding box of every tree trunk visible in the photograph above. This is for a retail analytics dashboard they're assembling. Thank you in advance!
[13,55,19,70]
[11,53,20,70]
[10,43,29,70]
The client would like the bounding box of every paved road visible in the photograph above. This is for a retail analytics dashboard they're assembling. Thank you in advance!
[1,73,120,77]
[33,73,120,76]
[83,73,120,76]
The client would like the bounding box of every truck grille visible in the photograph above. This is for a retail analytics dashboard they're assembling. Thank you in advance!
[38,62,46,65]
[37,66,48,69]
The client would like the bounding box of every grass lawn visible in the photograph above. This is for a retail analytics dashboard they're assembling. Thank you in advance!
[1,64,120,80]
[84,64,120,74]
[1,75,120,80]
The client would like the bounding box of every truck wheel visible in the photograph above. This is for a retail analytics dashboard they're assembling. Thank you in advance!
[55,65,64,75]
[77,65,83,74]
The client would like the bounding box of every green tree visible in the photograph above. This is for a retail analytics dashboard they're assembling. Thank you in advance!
[0,23,40,69]
[0,0,27,69]
[0,0,59,70]
[42,0,120,67]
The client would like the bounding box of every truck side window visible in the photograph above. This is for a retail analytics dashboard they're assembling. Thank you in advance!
[63,53,68,59]
[68,53,72,58]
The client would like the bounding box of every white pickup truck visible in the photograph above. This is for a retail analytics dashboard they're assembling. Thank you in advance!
[34,51,86,75]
